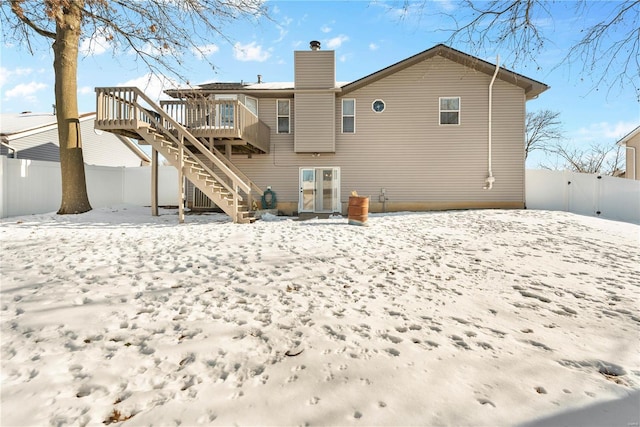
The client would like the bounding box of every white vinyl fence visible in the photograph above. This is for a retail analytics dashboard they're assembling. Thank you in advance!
[2,158,639,224]
[0,157,178,219]
[526,169,640,224]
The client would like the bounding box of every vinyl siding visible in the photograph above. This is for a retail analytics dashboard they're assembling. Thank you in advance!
[294,93,335,153]
[230,55,526,212]
[3,119,145,166]
[4,128,61,162]
[624,133,640,180]
[294,51,335,89]
[82,120,145,167]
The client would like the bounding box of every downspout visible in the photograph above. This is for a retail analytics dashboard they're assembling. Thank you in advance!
[484,55,500,190]
[624,146,636,180]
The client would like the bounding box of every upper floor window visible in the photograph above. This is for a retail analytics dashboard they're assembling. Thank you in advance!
[244,96,258,116]
[439,97,460,125]
[277,99,290,134]
[342,99,355,133]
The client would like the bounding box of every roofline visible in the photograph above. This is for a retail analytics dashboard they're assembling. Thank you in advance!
[341,44,549,99]
[165,88,295,98]
[166,44,549,101]
[2,113,151,164]
[2,112,96,140]
[616,125,640,146]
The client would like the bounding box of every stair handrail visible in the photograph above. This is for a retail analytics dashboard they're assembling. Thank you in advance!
[210,146,264,197]
[164,132,242,199]
[99,87,252,196]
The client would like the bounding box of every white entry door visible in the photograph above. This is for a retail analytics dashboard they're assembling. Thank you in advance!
[299,167,341,213]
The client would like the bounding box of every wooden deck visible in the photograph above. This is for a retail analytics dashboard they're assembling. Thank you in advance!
[160,99,270,154]
[94,87,264,223]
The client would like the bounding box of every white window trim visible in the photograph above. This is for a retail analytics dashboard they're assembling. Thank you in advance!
[439,96,461,126]
[276,99,290,134]
[342,98,356,134]
[372,99,385,113]
[245,96,259,117]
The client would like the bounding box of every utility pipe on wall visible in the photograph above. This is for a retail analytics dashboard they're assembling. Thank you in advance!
[484,55,500,190]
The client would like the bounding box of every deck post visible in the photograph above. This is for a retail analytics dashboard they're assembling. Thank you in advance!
[234,183,239,223]
[151,148,158,216]
[178,139,185,224]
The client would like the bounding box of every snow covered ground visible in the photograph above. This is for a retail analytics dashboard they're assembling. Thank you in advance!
[1,206,638,427]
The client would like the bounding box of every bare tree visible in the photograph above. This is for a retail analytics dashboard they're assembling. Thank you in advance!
[2,0,266,214]
[545,142,624,176]
[525,109,563,160]
[412,0,640,97]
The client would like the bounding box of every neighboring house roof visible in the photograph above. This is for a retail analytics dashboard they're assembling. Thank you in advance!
[165,44,548,100]
[1,112,150,166]
[197,82,249,90]
[616,125,640,146]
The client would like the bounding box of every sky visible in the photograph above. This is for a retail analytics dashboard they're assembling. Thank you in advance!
[1,1,638,168]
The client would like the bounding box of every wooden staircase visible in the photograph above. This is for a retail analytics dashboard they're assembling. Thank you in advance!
[95,87,263,223]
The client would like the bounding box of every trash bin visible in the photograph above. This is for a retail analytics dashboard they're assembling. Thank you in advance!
[348,195,369,226]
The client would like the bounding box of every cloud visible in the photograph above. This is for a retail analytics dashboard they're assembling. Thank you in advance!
[369,43,379,51]
[233,41,271,62]
[321,25,332,33]
[0,67,34,88]
[117,73,178,106]
[4,81,48,99]
[79,35,110,56]
[78,86,93,95]
[325,35,349,49]
[434,0,456,12]
[574,121,638,143]
[191,43,219,60]
[274,17,292,43]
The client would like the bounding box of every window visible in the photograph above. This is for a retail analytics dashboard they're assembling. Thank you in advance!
[372,99,385,113]
[215,95,237,128]
[342,99,355,133]
[439,97,460,125]
[244,96,258,116]
[277,99,290,134]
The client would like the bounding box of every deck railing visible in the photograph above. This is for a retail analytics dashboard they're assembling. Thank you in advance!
[95,87,153,129]
[95,86,252,201]
[160,98,270,153]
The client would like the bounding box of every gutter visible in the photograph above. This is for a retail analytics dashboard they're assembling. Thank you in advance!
[484,55,500,190]
[1,137,17,158]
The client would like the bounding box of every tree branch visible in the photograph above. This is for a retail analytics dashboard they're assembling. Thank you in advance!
[9,0,56,39]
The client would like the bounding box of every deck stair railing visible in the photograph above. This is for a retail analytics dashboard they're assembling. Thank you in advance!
[95,87,263,223]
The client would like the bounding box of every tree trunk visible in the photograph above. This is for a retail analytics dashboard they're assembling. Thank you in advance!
[54,0,92,214]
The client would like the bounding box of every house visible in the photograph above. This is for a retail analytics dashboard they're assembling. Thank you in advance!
[617,125,640,180]
[1,112,150,166]
[94,43,548,223]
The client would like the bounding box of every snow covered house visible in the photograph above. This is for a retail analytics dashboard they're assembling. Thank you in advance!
[94,43,548,223]
[1,112,150,167]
